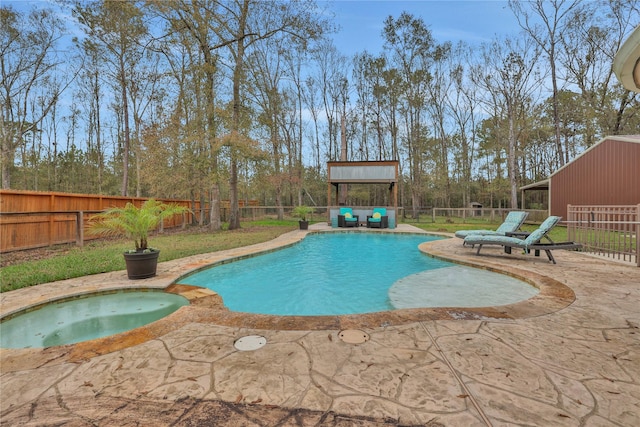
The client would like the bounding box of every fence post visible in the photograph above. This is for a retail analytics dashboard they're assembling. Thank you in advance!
[637,204,640,267]
[76,211,84,247]
[567,204,573,241]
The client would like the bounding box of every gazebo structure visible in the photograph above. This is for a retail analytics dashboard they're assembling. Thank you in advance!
[326,160,399,227]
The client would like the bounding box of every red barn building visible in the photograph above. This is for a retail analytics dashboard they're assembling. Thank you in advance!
[549,136,640,218]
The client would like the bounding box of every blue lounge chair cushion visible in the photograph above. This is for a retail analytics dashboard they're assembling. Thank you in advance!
[464,216,561,249]
[465,234,525,246]
[462,216,580,264]
[455,211,529,239]
[496,211,529,233]
[523,216,560,246]
[455,229,498,238]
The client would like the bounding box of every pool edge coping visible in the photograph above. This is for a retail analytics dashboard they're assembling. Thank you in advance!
[0,224,576,360]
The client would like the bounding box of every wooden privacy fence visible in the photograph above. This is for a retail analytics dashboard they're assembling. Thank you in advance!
[0,190,197,253]
[567,204,640,267]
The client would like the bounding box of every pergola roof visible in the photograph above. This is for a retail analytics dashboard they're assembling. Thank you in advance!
[327,160,398,184]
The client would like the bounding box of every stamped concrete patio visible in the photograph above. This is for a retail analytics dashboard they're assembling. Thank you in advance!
[1,224,639,426]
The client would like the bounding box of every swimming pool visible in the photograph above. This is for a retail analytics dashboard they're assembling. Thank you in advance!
[0,290,189,348]
[179,232,539,316]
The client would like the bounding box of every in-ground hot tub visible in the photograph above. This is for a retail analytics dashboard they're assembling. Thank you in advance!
[1,289,189,348]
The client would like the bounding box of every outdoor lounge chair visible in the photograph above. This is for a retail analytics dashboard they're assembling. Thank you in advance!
[455,211,529,243]
[338,207,359,227]
[463,215,582,264]
[367,207,389,228]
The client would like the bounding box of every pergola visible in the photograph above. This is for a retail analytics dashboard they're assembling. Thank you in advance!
[326,160,399,226]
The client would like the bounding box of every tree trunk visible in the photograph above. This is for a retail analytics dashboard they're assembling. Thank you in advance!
[120,56,130,196]
[339,112,347,204]
[508,105,519,209]
[228,0,249,230]
[209,184,221,229]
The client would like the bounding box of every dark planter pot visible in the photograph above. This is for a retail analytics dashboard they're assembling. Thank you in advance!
[298,220,309,230]
[123,250,160,280]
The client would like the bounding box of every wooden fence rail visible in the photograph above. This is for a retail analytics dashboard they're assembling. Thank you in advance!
[0,190,287,253]
[1,205,327,253]
[567,204,640,267]
[0,190,198,253]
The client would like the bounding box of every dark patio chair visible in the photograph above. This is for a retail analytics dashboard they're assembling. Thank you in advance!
[366,207,389,228]
[338,207,359,227]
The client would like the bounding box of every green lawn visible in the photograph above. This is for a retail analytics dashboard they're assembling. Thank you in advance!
[1,221,297,293]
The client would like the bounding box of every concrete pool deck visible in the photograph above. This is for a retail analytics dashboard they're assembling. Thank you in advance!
[1,223,639,426]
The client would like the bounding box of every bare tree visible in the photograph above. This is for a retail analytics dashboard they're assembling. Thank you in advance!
[476,36,543,209]
[311,40,348,163]
[0,6,67,189]
[382,12,444,217]
[302,75,322,171]
[559,0,640,143]
[151,0,226,229]
[246,39,287,219]
[208,0,328,229]
[74,0,149,196]
[509,0,582,167]
[446,42,481,209]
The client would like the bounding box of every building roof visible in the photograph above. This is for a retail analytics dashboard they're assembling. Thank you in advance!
[550,136,640,178]
[519,179,549,191]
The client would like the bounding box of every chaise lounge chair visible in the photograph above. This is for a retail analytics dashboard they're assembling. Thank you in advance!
[338,207,359,227]
[455,211,529,244]
[463,216,582,264]
[367,207,389,228]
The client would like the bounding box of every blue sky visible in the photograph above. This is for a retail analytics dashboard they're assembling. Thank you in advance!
[325,0,521,55]
[7,0,522,55]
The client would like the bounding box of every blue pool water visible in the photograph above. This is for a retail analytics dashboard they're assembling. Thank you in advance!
[1,291,189,348]
[180,233,538,316]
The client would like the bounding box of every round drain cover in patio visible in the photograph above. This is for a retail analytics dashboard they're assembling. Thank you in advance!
[234,335,267,351]
[338,329,370,344]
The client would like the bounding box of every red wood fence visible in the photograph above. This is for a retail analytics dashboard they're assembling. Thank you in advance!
[0,190,198,253]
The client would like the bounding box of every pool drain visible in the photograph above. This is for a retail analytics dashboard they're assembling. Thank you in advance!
[234,335,267,351]
[338,329,370,344]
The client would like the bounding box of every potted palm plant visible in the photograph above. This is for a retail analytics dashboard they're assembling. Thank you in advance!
[291,205,313,230]
[88,199,190,279]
